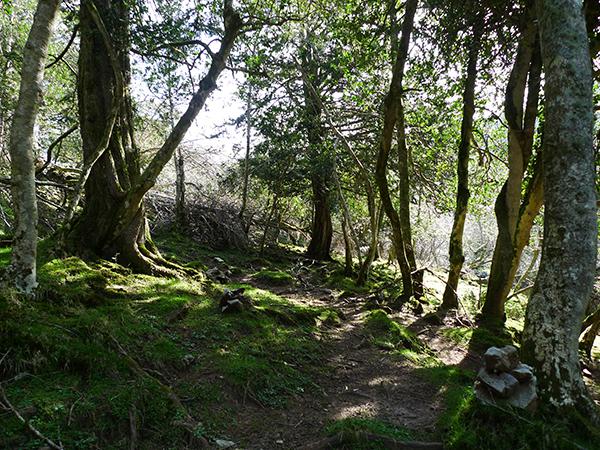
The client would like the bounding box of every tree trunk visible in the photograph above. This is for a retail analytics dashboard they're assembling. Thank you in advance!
[522,0,598,424]
[239,89,251,223]
[6,0,60,294]
[174,148,186,228]
[481,5,542,326]
[302,43,333,261]
[357,200,382,286]
[66,0,241,273]
[375,0,418,297]
[168,83,186,230]
[397,100,422,298]
[306,174,333,260]
[442,27,480,308]
[341,219,353,276]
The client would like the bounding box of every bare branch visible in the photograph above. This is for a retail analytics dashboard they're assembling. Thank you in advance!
[46,23,79,69]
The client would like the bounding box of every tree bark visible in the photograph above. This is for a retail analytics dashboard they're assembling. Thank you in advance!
[306,173,333,260]
[174,148,186,228]
[239,89,251,224]
[481,4,543,326]
[6,0,60,294]
[522,0,598,424]
[442,26,481,309]
[301,42,333,261]
[375,0,418,297]
[66,0,241,273]
[397,100,422,298]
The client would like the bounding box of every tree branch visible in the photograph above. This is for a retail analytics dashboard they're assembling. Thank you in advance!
[45,23,79,69]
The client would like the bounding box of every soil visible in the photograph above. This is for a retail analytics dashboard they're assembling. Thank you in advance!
[216,273,483,449]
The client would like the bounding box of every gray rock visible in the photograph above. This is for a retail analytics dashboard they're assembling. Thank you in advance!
[214,439,236,449]
[484,346,519,373]
[510,363,534,383]
[507,377,538,411]
[206,267,229,283]
[501,345,520,370]
[477,368,519,397]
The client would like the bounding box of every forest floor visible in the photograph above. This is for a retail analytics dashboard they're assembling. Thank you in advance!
[0,232,598,449]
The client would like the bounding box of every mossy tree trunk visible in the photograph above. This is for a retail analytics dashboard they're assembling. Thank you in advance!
[375,0,418,297]
[442,22,481,309]
[522,0,599,424]
[481,2,543,326]
[66,0,241,273]
[7,0,60,294]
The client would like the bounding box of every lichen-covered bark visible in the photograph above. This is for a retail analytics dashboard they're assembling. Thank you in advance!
[7,0,60,294]
[442,26,481,309]
[522,0,598,424]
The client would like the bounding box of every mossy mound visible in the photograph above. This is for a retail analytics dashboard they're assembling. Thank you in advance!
[364,309,424,352]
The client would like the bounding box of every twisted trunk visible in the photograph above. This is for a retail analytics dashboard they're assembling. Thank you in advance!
[66,0,241,273]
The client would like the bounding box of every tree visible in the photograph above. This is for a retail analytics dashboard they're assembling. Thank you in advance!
[6,0,60,294]
[480,0,544,326]
[441,8,483,309]
[63,0,242,273]
[301,37,334,260]
[375,0,419,298]
[521,0,598,424]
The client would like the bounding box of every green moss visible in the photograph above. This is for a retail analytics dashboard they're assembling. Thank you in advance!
[363,309,424,353]
[0,246,10,268]
[325,417,414,449]
[444,396,599,450]
[252,268,294,285]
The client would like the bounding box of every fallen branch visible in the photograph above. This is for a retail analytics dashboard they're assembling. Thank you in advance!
[108,335,209,448]
[0,383,64,450]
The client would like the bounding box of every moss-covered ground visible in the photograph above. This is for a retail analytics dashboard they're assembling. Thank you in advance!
[0,233,598,449]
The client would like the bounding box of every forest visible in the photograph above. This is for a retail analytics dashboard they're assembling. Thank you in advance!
[0,0,599,448]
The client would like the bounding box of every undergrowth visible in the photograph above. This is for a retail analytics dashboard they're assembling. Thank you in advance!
[0,235,332,448]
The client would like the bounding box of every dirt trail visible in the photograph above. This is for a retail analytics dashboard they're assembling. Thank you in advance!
[223,278,474,449]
